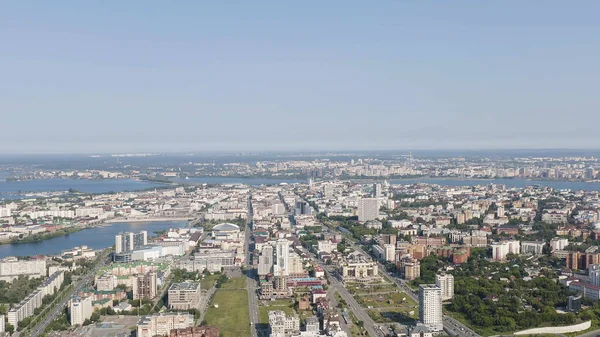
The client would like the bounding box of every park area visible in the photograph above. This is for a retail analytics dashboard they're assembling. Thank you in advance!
[204,276,250,337]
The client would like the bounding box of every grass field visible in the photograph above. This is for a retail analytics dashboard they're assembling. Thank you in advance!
[204,277,250,337]
[367,307,418,324]
[258,299,295,324]
[220,276,247,289]
[200,274,220,290]
[359,292,417,308]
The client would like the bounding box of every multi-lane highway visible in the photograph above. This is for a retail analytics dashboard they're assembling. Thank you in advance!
[246,192,261,337]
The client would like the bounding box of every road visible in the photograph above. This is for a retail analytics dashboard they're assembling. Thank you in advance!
[28,253,110,337]
[347,241,480,337]
[246,192,260,337]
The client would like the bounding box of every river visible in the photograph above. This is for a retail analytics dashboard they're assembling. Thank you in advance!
[0,220,187,259]
[174,177,306,185]
[0,178,165,199]
[387,177,600,191]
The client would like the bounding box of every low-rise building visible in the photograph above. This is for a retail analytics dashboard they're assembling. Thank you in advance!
[168,282,202,310]
[137,313,195,337]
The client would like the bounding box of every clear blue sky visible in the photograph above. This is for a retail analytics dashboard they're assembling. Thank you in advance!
[1,1,599,154]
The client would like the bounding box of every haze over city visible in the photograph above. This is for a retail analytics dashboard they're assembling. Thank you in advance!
[1,1,600,153]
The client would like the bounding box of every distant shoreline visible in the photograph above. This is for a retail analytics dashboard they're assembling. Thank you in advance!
[105,217,192,223]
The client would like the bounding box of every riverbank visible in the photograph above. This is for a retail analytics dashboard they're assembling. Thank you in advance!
[106,217,193,223]
[4,227,87,245]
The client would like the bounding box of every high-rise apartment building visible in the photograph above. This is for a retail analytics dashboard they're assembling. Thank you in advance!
[435,273,454,301]
[70,296,93,326]
[419,284,443,331]
[258,245,274,276]
[373,183,382,198]
[590,264,600,286]
[115,231,148,254]
[0,257,46,282]
[133,271,157,300]
[358,198,379,222]
[0,314,5,333]
[273,239,290,276]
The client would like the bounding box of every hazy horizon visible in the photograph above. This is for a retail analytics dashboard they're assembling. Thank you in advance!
[2,2,599,153]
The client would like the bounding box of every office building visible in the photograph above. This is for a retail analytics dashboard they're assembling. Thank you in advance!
[268,310,300,336]
[258,245,274,276]
[568,295,582,312]
[274,239,290,276]
[0,256,46,282]
[419,285,443,332]
[137,313,195,337]
[358,198,379,222]
[133,272,157,300]
[168,282,202,310]
[338,252,381,283]
[70,296,93,326]
[115,231,148,254]
[435,273,454,301]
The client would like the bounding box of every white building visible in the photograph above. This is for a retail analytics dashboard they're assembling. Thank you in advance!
[435,273,454,301]
[274,239,290,276]
[115,231,148,254]
[590,264,600,286]
[136,313,194,337]
[490,240,520,261]
[0,257,46,282]
[168,282,202,310]
[384,244,395,262]
[521,241,545,255]
[269,310,300,337]
[70,296,93,326]
[358,198,379,222]
[419,284,443,332]
[258,245,274,276]
[550,237,569,252]
[0,314,5,333]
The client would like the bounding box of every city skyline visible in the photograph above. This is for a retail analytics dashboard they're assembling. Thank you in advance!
[1,1,600,153]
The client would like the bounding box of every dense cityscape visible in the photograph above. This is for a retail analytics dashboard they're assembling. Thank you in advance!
[3,1,599,337]
[1,153,600,337]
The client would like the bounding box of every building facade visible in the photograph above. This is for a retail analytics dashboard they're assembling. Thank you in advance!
[419,284,443,332]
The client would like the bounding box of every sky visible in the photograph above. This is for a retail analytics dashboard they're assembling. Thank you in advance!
[1,1,599,154]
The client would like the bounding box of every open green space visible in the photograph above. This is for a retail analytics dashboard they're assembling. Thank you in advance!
[258,299,295,324]
[204,288,250,337]
[367,307,418,324]
[220,276,247,289]
[345,282,396,295]
[358,291,417,308]
[200,274,220,290]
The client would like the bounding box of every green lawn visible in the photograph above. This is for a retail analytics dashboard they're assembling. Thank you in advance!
[258,302,295,324]
[367,307,418,324]
[204,281,250,337]
[200,274,220,290]
[359,291,417,308]
[346,282,396,294]
[220,276,247,289]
